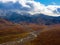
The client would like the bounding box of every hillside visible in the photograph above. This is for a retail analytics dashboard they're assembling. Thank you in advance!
[28,24,60,45]
[0,18,46,44]
[0,18,60,45]
[0,0,60,45]
[0,12,60,25]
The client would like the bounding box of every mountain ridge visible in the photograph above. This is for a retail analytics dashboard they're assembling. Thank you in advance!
[0,12,60,25]
[0,2,60,25]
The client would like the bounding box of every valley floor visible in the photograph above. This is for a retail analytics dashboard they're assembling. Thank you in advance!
[0,20,60,45]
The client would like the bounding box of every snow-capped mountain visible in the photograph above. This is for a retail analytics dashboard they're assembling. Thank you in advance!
[0,1,60,25]
[0,11,60,25]
[0,0,60,16]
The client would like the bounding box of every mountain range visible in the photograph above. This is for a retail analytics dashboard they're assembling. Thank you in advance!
[0,2,60,25]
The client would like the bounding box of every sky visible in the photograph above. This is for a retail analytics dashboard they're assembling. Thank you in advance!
[0,0,60,16]
[35,0,60,5]
[0,0,60,5]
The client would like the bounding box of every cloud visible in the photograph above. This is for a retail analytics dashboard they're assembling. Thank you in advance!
[0,0,60,16]
[0,0,16,2]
